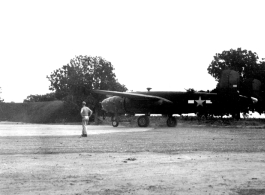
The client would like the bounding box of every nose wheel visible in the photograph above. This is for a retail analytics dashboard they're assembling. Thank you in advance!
[112,120,119,127]
[111,116,119,127]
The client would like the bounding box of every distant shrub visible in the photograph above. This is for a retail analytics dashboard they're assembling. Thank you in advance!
[23,93,57,103]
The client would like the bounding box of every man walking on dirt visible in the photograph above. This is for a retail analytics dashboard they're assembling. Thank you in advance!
[80,101,92,137]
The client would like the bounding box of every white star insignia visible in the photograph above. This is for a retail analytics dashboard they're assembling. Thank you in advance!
[195,96,205,107]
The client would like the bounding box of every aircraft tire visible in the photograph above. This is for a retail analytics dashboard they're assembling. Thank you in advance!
[112,120,119,127]
[167,117,177,127]
[137,116,150,127]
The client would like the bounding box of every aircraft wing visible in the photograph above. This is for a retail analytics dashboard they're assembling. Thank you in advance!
[92,90,173,104]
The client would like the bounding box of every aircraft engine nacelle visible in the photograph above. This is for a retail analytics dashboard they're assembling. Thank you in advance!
[101,96,126,114]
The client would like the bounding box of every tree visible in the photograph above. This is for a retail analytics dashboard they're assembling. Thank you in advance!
[207,48,259,82]
[47,55,127,124]
[23,92,57,103]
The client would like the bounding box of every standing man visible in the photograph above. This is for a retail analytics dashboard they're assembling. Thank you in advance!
[80,101,92,137]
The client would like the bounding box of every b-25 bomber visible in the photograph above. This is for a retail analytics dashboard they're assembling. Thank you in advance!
[92,70,258,127]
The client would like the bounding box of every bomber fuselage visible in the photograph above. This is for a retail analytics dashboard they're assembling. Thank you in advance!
[101,91,218,115]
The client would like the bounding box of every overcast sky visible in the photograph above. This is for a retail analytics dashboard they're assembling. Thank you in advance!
[0,0,264,102]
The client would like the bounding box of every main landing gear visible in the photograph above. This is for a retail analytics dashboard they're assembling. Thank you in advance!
[137,115,150,127]
[137,114,177,127]
[167,116,177,127]
[111,114,177,127]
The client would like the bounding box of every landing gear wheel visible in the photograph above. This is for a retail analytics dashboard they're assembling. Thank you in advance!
[137,116,150,127]
[112,120,119,127]
[111,116,119,127]
[167,117,177,127]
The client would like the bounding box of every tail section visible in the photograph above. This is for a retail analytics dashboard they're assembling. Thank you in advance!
[216,69,262,118]
[216,70,241,119]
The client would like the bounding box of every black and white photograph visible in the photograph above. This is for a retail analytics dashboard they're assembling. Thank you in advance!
[0,0,265,194]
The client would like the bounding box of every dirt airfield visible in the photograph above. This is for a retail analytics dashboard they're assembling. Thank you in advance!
[1,120,265,195]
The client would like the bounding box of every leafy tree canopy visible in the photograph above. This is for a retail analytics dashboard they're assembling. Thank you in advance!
[47,55,127,107]
[207,48,260,81]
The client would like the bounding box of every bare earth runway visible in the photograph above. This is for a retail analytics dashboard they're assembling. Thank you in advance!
[0,122,265,195]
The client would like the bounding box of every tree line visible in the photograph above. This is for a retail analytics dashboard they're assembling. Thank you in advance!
[21,48,265,121]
